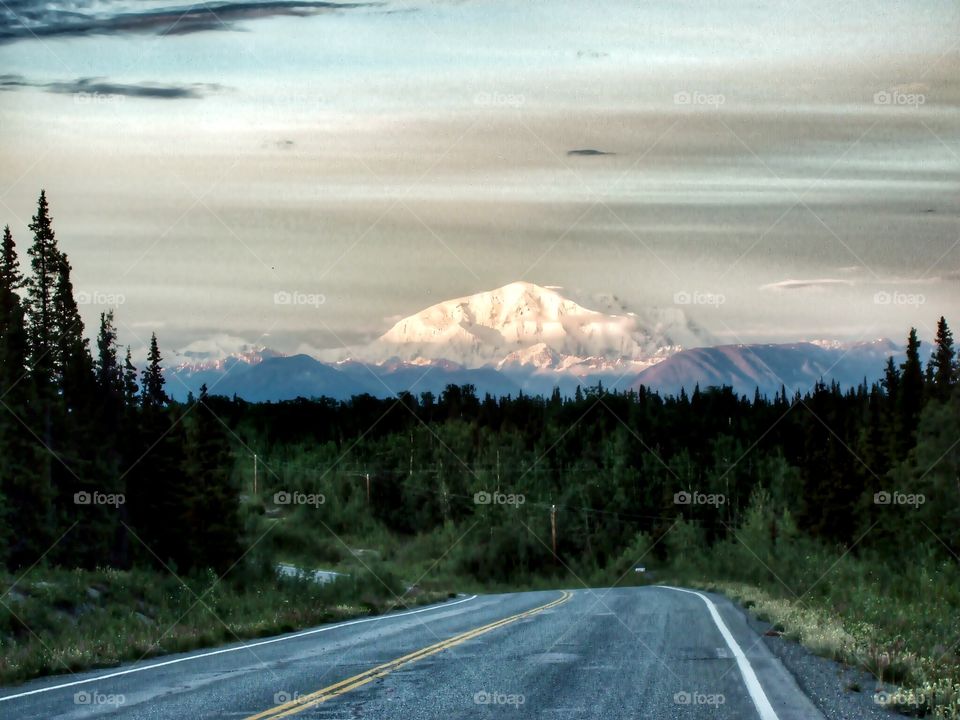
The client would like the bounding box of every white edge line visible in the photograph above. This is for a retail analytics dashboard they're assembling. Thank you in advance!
[0,594,479,702]
[657,585,779,720]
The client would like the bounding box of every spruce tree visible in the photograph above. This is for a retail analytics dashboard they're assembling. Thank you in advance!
[141,333,167,408]
[106,342,141,568]
[94,312,125,512]
[0,226,29,564]
[122,346,139,405]
[882,356,900,400]
[0,224,52,566]
[180,384,242,573]
[23,192,64,540]
[0,225,27,384]
[51,253,90,387]
[128,332,180,569]
[897,328,924,457]
[96,310,124,401]
[25,190,61,388]
[930,316,955,398]
[1,225,23,301]
[50,252,104,565]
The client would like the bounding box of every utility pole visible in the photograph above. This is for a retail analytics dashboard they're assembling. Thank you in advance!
[439,459,449,521]
[253,453,258,495]
[551,504,557,558]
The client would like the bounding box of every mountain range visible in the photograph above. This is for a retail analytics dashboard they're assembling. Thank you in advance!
[165,282,901,402]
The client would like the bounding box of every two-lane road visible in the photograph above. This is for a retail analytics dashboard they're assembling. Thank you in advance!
[0,586,826,719]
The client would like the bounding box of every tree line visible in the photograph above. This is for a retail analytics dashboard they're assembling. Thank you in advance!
[1,190,957,584]
[0,191,241,573]
[227,316,957,581]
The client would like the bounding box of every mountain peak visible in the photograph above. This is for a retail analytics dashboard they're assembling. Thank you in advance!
[345,281,709,368]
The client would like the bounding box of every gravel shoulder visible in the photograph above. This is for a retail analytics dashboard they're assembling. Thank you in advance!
[733,599,901,720]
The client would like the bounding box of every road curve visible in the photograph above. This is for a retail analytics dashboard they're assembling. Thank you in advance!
[0,586,827,719]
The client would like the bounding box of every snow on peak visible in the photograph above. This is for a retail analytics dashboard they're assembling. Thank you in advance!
[497,342,563,370]
[350,282,710,368]
[809,338,901,352]
[172,334,278,371]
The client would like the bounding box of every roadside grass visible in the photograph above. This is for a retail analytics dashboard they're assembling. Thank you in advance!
[0,563,453,687]
[646,522,960,719]
[689,580,960,719]
[256,505,574,597]
[0,506,574,688]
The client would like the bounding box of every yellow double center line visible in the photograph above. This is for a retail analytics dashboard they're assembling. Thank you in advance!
[246,590,573,719]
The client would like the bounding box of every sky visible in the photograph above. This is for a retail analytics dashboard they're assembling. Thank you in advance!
[0,0,958,363]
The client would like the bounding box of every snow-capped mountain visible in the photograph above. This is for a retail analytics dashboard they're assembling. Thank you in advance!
[170,334,279,371]
[339,281,710,369]
[164,283,900,402]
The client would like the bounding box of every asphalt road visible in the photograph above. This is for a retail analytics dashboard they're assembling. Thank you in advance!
[0,586,828,719]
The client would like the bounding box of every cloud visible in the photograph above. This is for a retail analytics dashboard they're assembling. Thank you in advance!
[0,0,371,44]
[0,74,223,99]
[760,272,960,293]
[0,74,30,89]
[759,278,854,292]
[567,148,614,156]
[173,333,268,363]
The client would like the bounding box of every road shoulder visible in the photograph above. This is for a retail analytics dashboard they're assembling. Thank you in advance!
[710,589,896,720]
